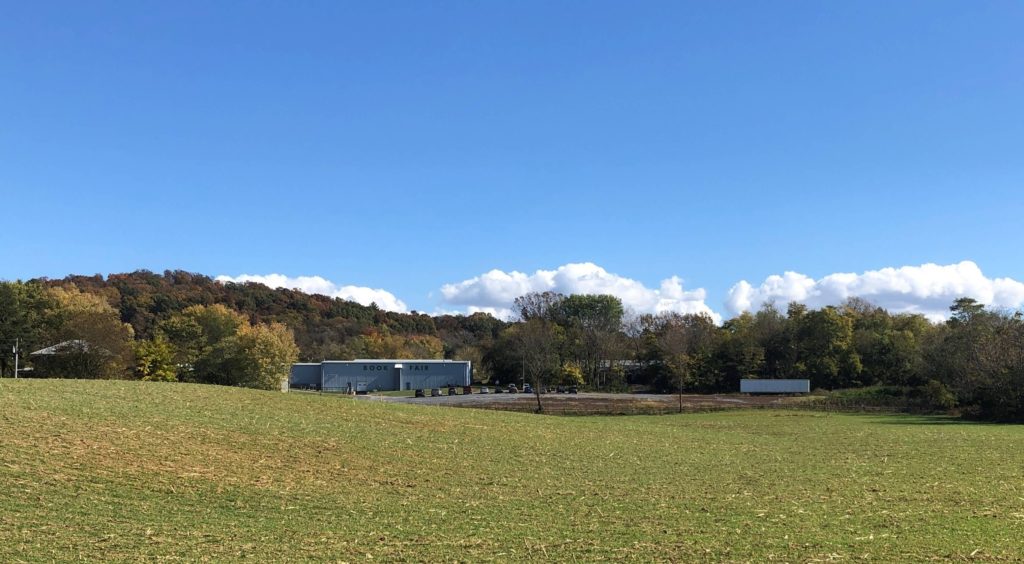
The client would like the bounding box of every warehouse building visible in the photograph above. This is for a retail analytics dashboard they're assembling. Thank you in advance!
[290,359,472,392]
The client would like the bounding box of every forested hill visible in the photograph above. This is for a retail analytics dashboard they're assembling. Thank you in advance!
[35,270,505,362]
[8,270,1024,420]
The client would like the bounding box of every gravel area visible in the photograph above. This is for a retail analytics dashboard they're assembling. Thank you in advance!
[356,391,803,411]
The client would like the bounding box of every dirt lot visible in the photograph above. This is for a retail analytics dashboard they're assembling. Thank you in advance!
[363,391,812,415]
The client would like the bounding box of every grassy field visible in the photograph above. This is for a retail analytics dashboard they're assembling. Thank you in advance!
[1,380,1022,561]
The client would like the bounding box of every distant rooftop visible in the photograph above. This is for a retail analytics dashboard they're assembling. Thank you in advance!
[30,340,92,356]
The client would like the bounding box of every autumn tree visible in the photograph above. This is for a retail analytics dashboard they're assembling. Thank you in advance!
[155,314,206,374]
[231,322,300,389]
[749,302,788,378]
[517,318,562,413]
[654,313,719,411]
[158,304,248,382]
[513,291,565,322]
[559,294,625,389]
[715,311,766,388]
[157,304,299,389]
[452,344,490,383]
[0,281,55,377]
[32,285,135,379]
[339,329,444,360]
[622,311,658,369]
[929,298,1024,419]
[134,337,177,381]
[840,298,933,387]
[791,306,862,390]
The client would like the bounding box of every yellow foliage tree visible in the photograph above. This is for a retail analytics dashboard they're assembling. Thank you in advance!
[233,322,300,390]
[37,285,134,379]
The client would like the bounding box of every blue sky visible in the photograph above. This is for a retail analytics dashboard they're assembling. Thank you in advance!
[2,1,1022,319]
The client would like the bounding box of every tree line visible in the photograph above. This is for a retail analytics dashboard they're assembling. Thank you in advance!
[0,281,298,389]
[1,271,1022,420]
[486,292,1022,419]
[0,271,504,389]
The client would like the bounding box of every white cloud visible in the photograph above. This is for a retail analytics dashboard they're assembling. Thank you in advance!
[726,261,1024,321]
[215,273,408,313]
[440,262,721,322]
[216,261,1024,323]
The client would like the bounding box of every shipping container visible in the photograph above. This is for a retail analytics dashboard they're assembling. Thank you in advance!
[740,379,810,394]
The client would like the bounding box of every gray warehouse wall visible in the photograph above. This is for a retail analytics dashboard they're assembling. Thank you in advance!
[291,360,471,392]
[322,362,398,391]
[289,364,321,389]
[398,361,470,390]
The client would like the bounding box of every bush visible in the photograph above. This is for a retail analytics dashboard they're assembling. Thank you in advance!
[825,384,956,414]
[917,379,956,411]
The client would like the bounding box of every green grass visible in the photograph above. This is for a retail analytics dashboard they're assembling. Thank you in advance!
[369,389,418,397]
[1,379,1022,561]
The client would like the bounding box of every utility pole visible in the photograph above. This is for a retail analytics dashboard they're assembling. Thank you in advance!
[13,338,19,379]
[521,350,525,388]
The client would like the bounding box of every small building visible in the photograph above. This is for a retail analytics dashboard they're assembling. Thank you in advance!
[30,339,95,356]
[290,359,472,392]
[29,340,106,379]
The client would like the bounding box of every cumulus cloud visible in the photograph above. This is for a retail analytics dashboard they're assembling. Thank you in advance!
[440,262,721,322]
[726,261,1024,321]
[215,273,408,313]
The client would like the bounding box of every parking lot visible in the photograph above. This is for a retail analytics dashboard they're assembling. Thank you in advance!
[356,390,803,413]
[358,389,534,406]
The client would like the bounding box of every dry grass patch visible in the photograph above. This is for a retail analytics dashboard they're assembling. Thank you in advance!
[1,379,1023,561]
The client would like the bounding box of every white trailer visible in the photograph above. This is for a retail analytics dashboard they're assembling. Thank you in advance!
[740,379,810,394]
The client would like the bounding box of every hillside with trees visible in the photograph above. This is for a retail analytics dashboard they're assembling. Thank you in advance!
[0,270,1021,419]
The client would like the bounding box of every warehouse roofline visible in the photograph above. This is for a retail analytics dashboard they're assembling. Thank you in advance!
[297,359,469,364]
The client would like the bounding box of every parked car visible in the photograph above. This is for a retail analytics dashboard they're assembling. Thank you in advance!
[523,384,534,394]
[414,389,425,398]
[430,388,442,397]
[447,386,458,396]
[507,384,519,393]
[479,386,490,394]
[494,387,503,393]
[569,386,579,394]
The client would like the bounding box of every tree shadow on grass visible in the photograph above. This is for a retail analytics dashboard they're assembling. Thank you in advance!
[776,405,1024,425]
[864,414,1014,426]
